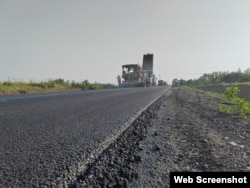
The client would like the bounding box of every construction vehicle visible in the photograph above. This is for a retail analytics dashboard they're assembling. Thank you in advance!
[118,64,145,87]
[118,53,156,88]
[158,80,164,86]
[142,53,155,87]
[158,80,167,86]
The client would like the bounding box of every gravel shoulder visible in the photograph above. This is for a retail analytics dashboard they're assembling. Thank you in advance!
[132,87,250,187]
[71,87,250,188]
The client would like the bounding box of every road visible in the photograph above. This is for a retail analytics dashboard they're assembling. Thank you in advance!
[0,86,169,187]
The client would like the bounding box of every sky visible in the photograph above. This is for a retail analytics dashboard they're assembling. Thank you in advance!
[0,0,250,85]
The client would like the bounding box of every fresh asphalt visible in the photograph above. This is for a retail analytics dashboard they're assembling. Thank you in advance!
[0,86,169,187]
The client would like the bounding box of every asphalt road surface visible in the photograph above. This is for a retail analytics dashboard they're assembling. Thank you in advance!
[0,86,169,187]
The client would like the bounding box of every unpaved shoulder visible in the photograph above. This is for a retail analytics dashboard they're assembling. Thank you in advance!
[132,87,250,188]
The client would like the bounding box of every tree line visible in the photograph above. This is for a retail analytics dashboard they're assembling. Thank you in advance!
[172,68,250,87]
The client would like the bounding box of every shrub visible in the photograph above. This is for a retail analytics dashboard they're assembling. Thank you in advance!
[219,87,250,118]
[223,86,239,100]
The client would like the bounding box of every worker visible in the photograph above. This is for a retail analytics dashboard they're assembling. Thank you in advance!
[146,76,149,87]
[117,75,122,86]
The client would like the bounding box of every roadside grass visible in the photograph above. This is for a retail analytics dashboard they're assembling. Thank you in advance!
[182,85,250,119]
[0,81,40,94]
[187,82,250,90]
[218,82,250,86]
[181,85,227,101]
[0,79,116,95]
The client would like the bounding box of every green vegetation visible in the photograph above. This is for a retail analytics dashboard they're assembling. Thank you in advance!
[172,68,250,87]
[0,79,116,94]
[219,87,250,119]
[172,68,250,119]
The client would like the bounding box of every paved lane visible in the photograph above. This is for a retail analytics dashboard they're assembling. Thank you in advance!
[0,87,169,187]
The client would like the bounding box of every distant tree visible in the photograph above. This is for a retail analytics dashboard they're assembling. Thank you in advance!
[244,68,250,74]
[186,79,194,85]
[177,69,250,87]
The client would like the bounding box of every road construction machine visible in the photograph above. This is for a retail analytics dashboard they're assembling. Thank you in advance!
[117,53,156,88]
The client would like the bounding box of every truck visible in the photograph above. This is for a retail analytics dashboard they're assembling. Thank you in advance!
[158,80,164,86]
[158,80,167,86]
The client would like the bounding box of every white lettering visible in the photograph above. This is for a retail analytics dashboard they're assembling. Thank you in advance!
[196,176,248,184]
[196,176,202,183]
[174,176,193,183]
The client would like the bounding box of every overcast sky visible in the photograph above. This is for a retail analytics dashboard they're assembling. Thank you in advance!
[1,0,249,85]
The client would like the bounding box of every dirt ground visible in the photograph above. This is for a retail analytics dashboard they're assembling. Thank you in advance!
[71,86,250,188]
[131,87,250,187]
[197,84,250,101]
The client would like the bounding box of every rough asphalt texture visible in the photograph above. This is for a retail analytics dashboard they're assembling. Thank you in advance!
[70,87,250,188]
[0,87,168,187]
[1,86,250,187]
